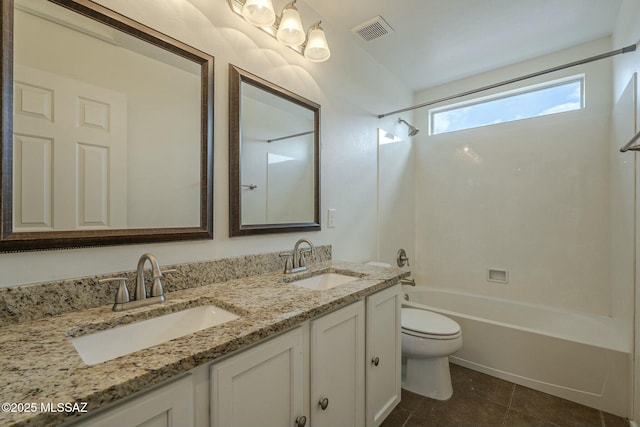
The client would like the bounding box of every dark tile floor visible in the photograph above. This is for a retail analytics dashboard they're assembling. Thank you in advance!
[382,364,630,427]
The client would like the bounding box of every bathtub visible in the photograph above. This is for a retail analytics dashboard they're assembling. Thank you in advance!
[403,287,632,417]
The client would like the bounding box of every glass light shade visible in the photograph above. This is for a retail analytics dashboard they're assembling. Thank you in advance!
[304,26,330,62]
[276,7,305,46]
[242,0,276,27]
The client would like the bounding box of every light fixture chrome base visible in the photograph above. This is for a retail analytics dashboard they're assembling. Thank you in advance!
[228,0,330,62]
[227,0,304,55]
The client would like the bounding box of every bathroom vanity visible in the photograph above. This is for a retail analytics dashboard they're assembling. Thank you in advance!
[0,260,408,427]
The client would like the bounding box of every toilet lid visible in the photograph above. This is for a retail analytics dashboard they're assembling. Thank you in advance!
[402,308,461,336]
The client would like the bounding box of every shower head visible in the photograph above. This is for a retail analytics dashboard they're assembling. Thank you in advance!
[398,118,420,136]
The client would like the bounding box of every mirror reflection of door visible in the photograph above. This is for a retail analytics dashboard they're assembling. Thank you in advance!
[12,0,203,231]
[13,65,127,231]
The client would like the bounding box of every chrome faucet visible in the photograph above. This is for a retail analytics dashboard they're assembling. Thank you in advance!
[135,253,166,302]
[282,238,315,274]
[100,253,175,311]
[401,278,416,286]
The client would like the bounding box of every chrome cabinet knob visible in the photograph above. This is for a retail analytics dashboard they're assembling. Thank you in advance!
[319,397,329,410]
[372,356,380,366]
[295,415,307,427]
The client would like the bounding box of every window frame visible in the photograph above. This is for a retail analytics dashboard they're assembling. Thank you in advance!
[428,74,585,135]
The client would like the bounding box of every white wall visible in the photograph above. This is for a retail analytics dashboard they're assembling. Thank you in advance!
[612,0,640,421]
[412,38,616,316]
[377,127,415,266]
[610,73,636,325]
[0,0,412,287]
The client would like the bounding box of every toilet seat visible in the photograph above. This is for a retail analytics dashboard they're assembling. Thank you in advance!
[402,308,461,340]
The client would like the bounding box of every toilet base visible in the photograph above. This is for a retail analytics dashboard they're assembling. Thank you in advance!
[402,356,453,400]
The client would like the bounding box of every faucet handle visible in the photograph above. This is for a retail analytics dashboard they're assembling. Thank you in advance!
[279,253,293,274]
[298,249,312,268]
[99,277,130,305]
[150,269,177,297]
[150,278,163,298]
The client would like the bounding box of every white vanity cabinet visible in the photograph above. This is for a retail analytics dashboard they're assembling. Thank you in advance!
[208,284,401,427]
[310,300,366,427]
[72,374,194,427]
[366,284,402,427]
[70,284,401,427]
[210,327,306,427]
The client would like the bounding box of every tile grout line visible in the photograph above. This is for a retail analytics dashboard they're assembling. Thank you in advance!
[500,384,517,427]
[506,384,516,410]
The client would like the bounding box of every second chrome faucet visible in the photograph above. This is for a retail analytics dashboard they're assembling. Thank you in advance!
[101,253,176,311]
[281,238,316,274]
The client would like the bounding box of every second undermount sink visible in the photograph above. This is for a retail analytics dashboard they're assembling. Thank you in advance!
[71,305,239,365]
[290,273,360,291]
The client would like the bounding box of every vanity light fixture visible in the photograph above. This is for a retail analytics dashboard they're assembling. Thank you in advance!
[228,0,331,62]
[242,0,276,27]
[276,1,305,47]
[304,21,330,62]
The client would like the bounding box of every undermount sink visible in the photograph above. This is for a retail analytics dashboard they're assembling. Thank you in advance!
[290,273,360,291]
[71,305,239,365]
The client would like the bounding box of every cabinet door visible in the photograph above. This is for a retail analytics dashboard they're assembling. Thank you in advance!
[311,300,365,427]
[210,327,305,427]
[73,374,193,427]
[366,284,401,427]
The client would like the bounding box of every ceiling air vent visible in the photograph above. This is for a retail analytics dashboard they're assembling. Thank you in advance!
[351,16,394,42]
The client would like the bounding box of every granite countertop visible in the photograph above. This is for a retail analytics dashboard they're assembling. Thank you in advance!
[0,261,409,427]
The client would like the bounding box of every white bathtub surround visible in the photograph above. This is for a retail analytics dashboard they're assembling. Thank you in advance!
[403,35,635,420]
[413,38,618,317]
[403,287,631,417]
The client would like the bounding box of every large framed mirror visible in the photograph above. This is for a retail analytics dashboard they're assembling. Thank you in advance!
[0,0,214,251]
[229,65,320,236]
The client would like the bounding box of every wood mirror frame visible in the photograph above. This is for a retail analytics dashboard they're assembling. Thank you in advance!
[229,65,320,236]
[0,0,214,251]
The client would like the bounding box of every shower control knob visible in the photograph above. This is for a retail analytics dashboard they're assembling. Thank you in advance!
[397,249,410,267]
[295,415,307,427]
[319,397,329,410]
[372,356,380,366]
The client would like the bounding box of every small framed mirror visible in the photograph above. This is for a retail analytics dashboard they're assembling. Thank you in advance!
[1,0,214,251]
[229,65,320,236]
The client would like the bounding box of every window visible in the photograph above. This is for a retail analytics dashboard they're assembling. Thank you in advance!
[429,75,584,135]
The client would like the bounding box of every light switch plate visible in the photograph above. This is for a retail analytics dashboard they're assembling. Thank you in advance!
[327,209,336,228]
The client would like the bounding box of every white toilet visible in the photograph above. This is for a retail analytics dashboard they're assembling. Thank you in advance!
[401,307,463,400]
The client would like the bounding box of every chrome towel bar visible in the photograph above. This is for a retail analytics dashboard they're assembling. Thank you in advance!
[620,129,640,152]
